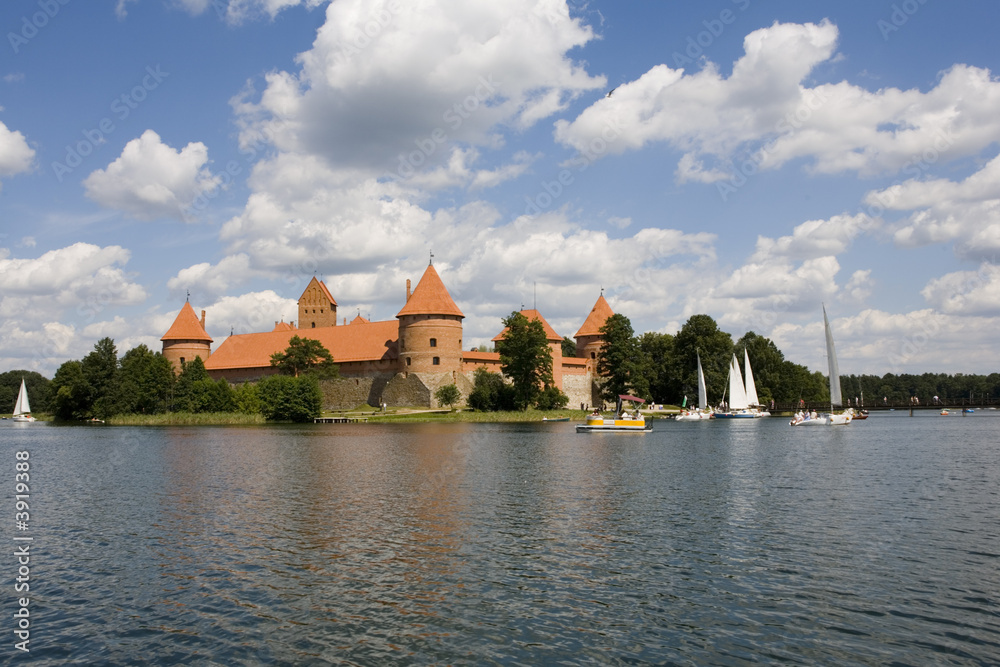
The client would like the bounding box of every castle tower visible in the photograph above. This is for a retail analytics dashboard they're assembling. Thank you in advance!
[161,301,213,373]
[298,276,338,329]
[396,263,464,374]
[574,294,614,366]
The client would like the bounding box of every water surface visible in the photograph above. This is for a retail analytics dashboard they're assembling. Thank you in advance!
[3,413,999,664]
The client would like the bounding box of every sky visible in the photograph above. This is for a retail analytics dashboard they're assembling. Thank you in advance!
[2,0,1000,379]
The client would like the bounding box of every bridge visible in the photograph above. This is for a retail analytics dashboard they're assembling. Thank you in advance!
[773,397,999,414]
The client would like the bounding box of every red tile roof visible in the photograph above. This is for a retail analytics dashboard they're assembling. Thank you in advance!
[492,309,562,343]
[272,321,296,332]
[396,264,464,318]
[462,350,501,363]
[205,319,398,370]
[574,295,614,338]
[350,314,370,324]
[161,302,213,342]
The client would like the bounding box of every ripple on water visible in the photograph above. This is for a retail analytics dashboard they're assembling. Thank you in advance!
[5,418,1000,665]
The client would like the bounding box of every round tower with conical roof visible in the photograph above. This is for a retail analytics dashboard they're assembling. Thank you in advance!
[161,301,214,373]
[396,263,464,374]
[574,294,614,368]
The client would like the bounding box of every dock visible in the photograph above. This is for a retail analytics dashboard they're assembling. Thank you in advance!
[314,416,368,424]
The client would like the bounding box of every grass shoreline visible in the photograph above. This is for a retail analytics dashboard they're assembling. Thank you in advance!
[34,406,682,426]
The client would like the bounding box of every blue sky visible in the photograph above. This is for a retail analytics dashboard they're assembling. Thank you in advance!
[2,0,1000,378]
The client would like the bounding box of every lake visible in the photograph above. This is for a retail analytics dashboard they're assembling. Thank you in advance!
[2,412,999,665]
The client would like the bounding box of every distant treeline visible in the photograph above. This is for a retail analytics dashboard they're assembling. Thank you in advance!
[566,314,1000,407]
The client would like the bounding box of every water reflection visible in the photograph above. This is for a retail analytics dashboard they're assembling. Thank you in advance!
[3,416,999,665]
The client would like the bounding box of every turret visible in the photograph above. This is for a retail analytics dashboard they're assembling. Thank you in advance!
[396,263,464,374]
[574,294,614,366]
[161,302,213,373]
[298,276,338,329]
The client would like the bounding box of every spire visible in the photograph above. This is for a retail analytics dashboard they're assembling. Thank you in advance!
[574,293,615,338]
[161,302,213,342]
[396,263,464,318]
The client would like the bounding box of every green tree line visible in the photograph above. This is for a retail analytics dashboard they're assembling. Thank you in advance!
[41,337,328,422]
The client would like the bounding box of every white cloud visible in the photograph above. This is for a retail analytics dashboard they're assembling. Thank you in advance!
[871,153,1000,260]
[202,290,299,338]
[751,213,875,262]
[772,308,1000,375]
[0,243,146,312]
[233,0,604,176]
[0,120,35,184]
[555,21,1000,180]
[83,130,222,221]
[0,244,148,374]
[844,269,873,302]
[167,253,255,302]
[921,262,1000,316]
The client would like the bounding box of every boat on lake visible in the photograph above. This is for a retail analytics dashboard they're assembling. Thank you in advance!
[542,417,570,422]
[790,306,852,427]
[12,379,36,423]
[715,353,763,419]
[676,352,713,421]
[577,395,652,432]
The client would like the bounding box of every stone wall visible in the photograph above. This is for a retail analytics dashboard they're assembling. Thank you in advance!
[319,373,395,410]
[562,373,596,410]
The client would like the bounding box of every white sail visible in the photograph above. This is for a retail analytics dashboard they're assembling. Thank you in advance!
[728,354,749,410]
[13,379,30,416]
[744,348,760,407]
[823,305,842,408]
[696,352,707,410]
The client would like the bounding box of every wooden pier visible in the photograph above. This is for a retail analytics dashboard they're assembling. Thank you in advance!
[314,416,368,424]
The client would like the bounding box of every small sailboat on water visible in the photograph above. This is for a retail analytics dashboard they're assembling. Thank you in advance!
[790,306,853,427]
[676,351,712,421]
[715,353,758,418]
[12,379,36,423]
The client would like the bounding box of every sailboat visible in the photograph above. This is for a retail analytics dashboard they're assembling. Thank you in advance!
[676,351,712,421]
[790,306,853,426]
[715,353,759,418]
[743,348,770,417]
[12,379,36,423]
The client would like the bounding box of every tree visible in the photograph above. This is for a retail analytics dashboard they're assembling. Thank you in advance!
[270,336,338,378]
[467,367,516,411]
[435,383,461,409]
[498,311,553,410]
[81,337,119,419]
[51,361,92,420]
[173,356,210,412]
[561,336,577,358]
[257,375,322,422]
[669,315,734,405]
[597,313,648,403]
[536,385,569,410]
[637,332,674,403]
[232,382,261,415]
[116,345,174,414]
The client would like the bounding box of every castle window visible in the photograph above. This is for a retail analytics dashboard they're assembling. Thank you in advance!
[429,338,437,348]
[406,357,411,366]
[591,352,596,359]
[433,357,440,366]
[312,322,316,328]
[180,357,185,364]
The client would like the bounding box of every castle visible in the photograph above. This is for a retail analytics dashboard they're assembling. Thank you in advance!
[160,263,615,408]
